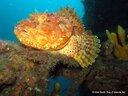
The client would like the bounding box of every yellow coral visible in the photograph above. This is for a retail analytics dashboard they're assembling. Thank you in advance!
[106,25,128,60]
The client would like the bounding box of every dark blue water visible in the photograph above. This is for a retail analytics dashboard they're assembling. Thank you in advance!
[50,75,74,96]
[0,0,85,96]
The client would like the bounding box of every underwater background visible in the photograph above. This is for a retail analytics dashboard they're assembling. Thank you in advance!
[0,0,128,96]
[0,0,84,41]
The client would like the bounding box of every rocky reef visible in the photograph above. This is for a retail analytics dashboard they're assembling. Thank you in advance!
[80,58,128,96]
[0,39,128,96]
[0,40,79,96]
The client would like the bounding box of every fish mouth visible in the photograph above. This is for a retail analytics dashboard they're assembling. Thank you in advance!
[15,26,28,33]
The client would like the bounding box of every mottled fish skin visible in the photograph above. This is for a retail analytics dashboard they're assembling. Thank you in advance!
[14,6,101,68]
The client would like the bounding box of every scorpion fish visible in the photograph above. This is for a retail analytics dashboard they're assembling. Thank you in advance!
[14,6,101,68]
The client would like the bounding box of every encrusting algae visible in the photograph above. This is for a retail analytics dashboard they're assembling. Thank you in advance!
[106,25,128,60]
[14,6,101,68]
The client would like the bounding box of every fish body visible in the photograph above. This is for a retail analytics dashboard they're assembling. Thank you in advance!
[14,6,100,68]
